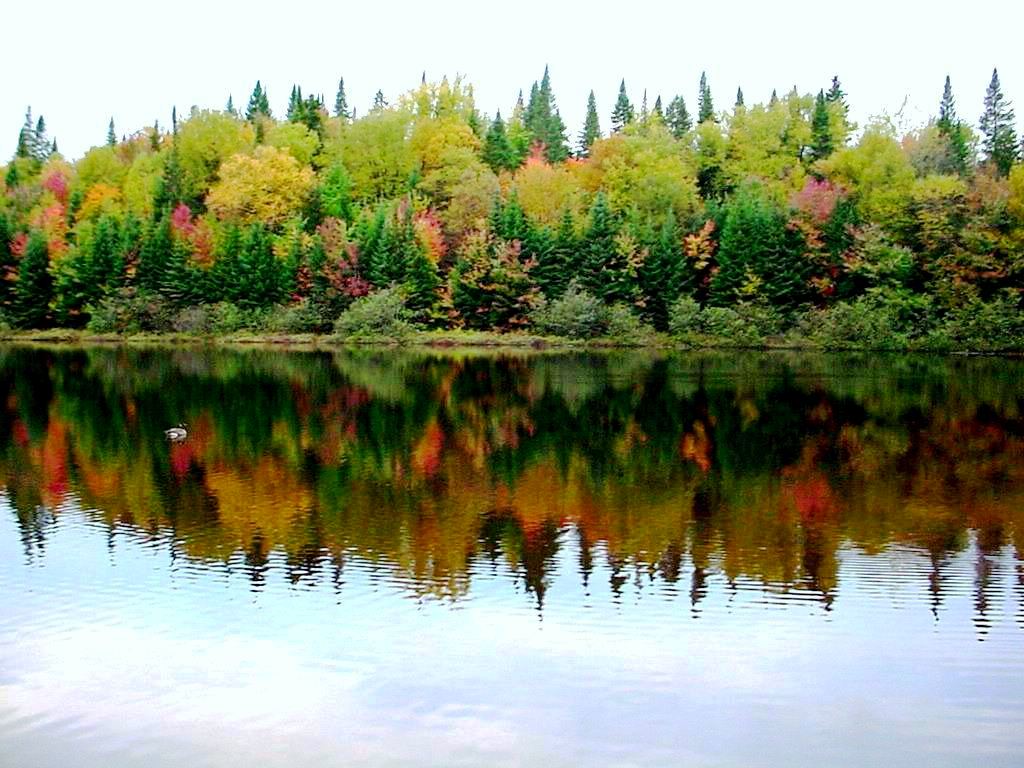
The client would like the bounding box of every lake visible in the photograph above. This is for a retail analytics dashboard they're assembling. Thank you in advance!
[0,345,1022,767]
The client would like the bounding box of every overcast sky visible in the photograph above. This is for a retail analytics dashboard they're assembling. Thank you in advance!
[3,0,1022,160]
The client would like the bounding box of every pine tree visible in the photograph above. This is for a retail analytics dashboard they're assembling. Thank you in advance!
[15,108,34,159]
[234,224,287,308]
[246,81,271,120]
[979,68,1018,177]
[483,111,515,172]
[334,77,351,120]
[698,72,715,123]
[107,118,117,146]
[33,116,49,160]
[611,79,635,133]
[640,90,649,123]
[226,95,235,115]
[580,193,619,297]
[287,85,302,121]
[578,91,601,156]
[524,66,570,162]
[372,90,388,111]
[404,248,440,322]
[12,232,54,329]
[653,95,664,120]
[641,209,680,329]
[769,89,779,107]
[735,87,745,108]
[533,209,576,298]
[137,216,174,292]
[665,95,692,139]
[810,90,834,161]
[937,76,972,176]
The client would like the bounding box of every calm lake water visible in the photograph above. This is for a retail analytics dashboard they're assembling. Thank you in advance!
[1,346,1022,767]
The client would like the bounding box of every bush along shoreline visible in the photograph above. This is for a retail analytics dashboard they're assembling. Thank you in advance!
[3,69,1024,353]
[2,283,1022,353]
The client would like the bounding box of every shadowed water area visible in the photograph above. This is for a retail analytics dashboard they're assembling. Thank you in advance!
[1,346,1022,767]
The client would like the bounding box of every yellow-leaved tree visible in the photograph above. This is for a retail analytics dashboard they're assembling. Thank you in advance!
[206,145,315,226]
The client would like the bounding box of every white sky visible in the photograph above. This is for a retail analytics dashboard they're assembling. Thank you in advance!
[3,0,1023,160]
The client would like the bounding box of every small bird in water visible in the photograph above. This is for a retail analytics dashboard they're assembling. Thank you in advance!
[165,424,188,441]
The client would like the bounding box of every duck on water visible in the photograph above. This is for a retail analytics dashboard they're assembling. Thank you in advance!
[164,424,187,441]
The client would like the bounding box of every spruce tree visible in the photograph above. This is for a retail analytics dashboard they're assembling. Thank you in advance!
[580,193,619,297]
[12,232,53,329]
[578,91,601,156]
[698,72,715,123]
[534,209,576,298]
[287,85,302,122]
[33,116,49,161]
[653,95,664,120]
[372,90,388,111]
[769,89,779,107]
[665,95,692,139]
[735,88,745,108]
[810,90,834,161]
[937,76,971,176]
[226,95,235,115]
[334,77,351,120]
[979,68,1018,177]
[641,209,680,329]
[246,81,271,120]
[0,214,14,310]
[15,108,34,159]
[611,79,635,133]
[483,111,515,172]
[524,66,570,162]
[107,118,117,146]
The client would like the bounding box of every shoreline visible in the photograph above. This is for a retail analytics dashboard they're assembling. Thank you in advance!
[1,328,1021,356]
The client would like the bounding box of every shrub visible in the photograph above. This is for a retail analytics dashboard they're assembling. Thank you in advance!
[805,288,935,350]
[263,300,322,335]
[604,304,651,343]
[927,296,1024,352]
[86,289,173,334]
[530,283,607,338]
[333,287,413,340]
[668,296,702,337]
[668,297,782,347]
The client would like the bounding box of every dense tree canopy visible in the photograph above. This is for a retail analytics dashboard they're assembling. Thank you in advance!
[2,69,1023,339]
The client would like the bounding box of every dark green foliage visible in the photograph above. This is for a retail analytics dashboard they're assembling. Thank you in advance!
[334,77,351,120]
[107,118,116,146]
[334,287,413,338]
[810,90,833,162]
[483,112,516,172]
[524,66,570,163]
[532,209,576,299]
[640,210,681,329]
[578,91,601,157]
[698,72,715,124]
[12,232,53,328]
[710,183,809,310]
[653,95,663,120]
[230,224,290,309]
[665,95,692,139]
[136,216,174,293]
[404,250,440,323]
[979,68,1018,176]
[611,80,634,133]
[937,76,972,177]
[529,281,607,338]
[579,193,618,296]
[735,88,745,108]
[450,234,539,330]
[372,90,387,111]
[0,214,14,310]
[246,81,272,120]
[53,216,127,324]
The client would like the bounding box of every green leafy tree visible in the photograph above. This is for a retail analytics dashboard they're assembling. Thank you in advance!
[979,68,1018,176]
[611,80,635,133]
[665,95,692,139]
[579,91,601,157]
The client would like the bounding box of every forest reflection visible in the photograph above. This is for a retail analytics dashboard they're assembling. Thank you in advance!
[1,346,1022,620]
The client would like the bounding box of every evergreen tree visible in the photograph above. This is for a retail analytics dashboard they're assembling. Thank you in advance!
[33,117,49,160]
[246,81,271,120]
[234,224,288,308]
[404,248,441,322]
[287,85,302,122]
[12,232,53,329]
[0,214,14,310]
[810,90,834,161]
[640,90,649,123]
[580,193,620,298]
[15,108,34,159]
[334,77,351,120]
[769,89,779,107]
[611,79,635,133]
[735,87,745,108]
[653,95,664,120]
[372,90,388,111]
[937,76,972,176]
[979,68,1018,176]
[641,209,680,329]
[698,72,715,123]
[137,216,174,292]
[665,95,692,139]
[578,91,601,157]
[226,95,235,115]
[534,209,576,298]
[524,66,570,162]
[483,111,515,172]
[107,118,117,146]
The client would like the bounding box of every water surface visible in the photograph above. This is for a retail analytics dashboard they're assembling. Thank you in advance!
[1,346,1022,767]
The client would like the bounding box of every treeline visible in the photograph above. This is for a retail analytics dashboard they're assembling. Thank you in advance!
[2,68,1024,347]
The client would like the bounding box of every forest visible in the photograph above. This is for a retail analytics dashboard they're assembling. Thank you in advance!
[2,68,1024,349]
